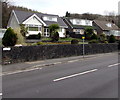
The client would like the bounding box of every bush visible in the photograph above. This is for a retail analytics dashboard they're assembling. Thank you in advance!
[91,34,98,40]
[51,32,59,42]
[37,42,44,45]
[2,27,18,47]
[108,35,116,43]
[89,39,99,44]
[14,28,25,45]
[71,39,79,44]
[20,24,28,37]
[98,34,107,43]
[38,33,41,39]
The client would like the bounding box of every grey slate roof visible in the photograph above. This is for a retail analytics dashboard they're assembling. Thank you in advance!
[93,20,119,31]
[63,17,94,29]
[14,10,67,27]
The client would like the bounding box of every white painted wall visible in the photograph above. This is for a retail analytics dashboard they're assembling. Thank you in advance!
[7,12,20,29]
[58,28,66,37]
[24,16,42,25]
[0,28,6,38]
[70,19,92,26]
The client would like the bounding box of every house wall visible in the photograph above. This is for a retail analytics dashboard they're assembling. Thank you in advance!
[7,13,20,29]
[24,16,43,36]
[24,16,43,25]
[58,28,66,37]
[73,29,84,35]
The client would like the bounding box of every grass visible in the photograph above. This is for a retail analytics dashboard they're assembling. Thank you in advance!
[41,38,52,41]
[41,37,82,42]
[26,37,88,46]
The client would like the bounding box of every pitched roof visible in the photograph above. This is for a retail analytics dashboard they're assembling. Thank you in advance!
[63,17,94,29]
[93,20,119,31]
[14,10,67,27]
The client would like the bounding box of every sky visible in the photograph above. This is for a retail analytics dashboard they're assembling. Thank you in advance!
[11,0,120,16]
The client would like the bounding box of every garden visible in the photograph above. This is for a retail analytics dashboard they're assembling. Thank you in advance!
[2,24,119,47]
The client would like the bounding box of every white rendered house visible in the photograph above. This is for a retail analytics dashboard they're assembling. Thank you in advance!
[7,10,68,38]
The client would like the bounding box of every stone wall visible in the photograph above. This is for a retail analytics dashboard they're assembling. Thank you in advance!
[2,44,118,64]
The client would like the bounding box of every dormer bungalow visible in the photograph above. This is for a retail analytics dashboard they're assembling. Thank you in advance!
[7,10,68,38]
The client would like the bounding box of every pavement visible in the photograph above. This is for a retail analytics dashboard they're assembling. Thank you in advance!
[2,52,119,98]
[2,53,118,75]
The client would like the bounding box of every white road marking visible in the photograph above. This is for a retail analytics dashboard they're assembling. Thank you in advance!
[53,69,98,82]
[0,93,2,96]
[108,63,120,67]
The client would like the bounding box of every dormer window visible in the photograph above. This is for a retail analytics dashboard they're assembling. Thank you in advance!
[43,16,57,22]
[106,23,112,28]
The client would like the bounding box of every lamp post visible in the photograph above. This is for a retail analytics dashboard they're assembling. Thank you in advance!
[82,36,85,58]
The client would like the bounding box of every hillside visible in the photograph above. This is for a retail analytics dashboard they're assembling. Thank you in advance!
[1,1,120,28]
[65,12,119,28]
[1,1,40,28]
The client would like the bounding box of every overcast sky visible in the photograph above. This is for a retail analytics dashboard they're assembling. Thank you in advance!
[12,0,119,16]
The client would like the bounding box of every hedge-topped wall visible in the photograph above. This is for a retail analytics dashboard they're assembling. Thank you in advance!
[2,44,118,64]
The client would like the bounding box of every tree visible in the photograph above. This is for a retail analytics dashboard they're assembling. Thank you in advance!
[2,27,18,46]
[108,35,116,43]
[65,11,70,17]
[91,33,98,40]
[84,27,94,40]
[49,24,60,42]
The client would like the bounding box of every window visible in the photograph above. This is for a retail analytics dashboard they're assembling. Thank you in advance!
[44,28,50,37]
[76,19,81,25]
[29,27,38,31]
[43,16,57,22]
[106,23,112,27]
[73,29,80,34]
[27,24,42,32]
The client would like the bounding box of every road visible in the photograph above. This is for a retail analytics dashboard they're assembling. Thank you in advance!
[2,53,119,98]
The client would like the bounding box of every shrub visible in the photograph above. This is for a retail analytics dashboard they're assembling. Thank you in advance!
[98,34,107,43]
[38,33,41,39]
[71,39,79,44]
[91,34,98,40]
[2,27,18,47]
[108,35,116,43]
[37,42,44,45]
[89,39,99,44]
[51,32,59,42]
[14,28,25,45]
[20,24,28,37]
